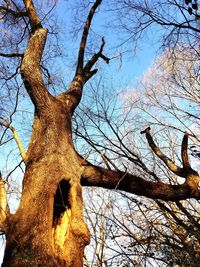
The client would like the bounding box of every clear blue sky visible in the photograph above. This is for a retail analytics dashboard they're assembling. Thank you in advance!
[54,0,159,89]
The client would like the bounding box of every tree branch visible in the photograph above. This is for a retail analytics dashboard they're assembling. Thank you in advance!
[20,28,51,109]
[23,0,42,33]
[57,0,106,114]
[0,120,27,163]
[20,1,52,109]
[0,5,27,18]
[141,127,184,176]
[141,127,200,191]
[181,132,190,168]
[81,164,200,201]
[76,0,102,75]
[83,37,110,80]
[175,201,200,232]
[0,53,23,58]
[99,150,119,171]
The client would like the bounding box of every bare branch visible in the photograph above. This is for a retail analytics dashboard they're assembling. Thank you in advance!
[0,5,27,18]
[181,132,190,168]
[23,0,42,33]
[19,1,54,110]
[0,120,27,163]
[20,27,51,109]
[0,53,23,58]
[100,150,119,171]
[84,69,98,83]
[141,127,184,176]
[175,201,200,231]
[83,37,110,77]
[57,1,110,114]
[76,0,102,75]
[100,150,111,170]
[81,164,200,201]
[141,128,200,191]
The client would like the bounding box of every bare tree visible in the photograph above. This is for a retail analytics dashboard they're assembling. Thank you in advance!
[1,1,200,266]
[88,192,200,267]
[110,0,200,54]
[74,47,200,266]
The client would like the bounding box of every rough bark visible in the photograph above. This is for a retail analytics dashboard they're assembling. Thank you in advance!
[81,164,200,201]
[1,1,101,265]
[2,98,90,266]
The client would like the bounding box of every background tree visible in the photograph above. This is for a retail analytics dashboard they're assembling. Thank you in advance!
[74,44,200,266]
[75,73,200,267]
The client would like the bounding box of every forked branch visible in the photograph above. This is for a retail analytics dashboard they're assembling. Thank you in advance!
[58,0,109,113]
[83,37,110,81]
[141,127,200,191]
[76,0,103,75]
[141,127,184,176]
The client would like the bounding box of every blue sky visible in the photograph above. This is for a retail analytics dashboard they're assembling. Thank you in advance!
[53,0,159,89]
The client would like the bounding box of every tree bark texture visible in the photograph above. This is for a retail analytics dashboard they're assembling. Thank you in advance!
[3,97,90,266]
[1,1,101,265]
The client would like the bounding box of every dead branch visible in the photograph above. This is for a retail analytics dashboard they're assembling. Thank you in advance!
[76,0,103,75]
[141,127,200,191]
[141,127,184,176]
[81,164,200,201]
[181,132,190,168]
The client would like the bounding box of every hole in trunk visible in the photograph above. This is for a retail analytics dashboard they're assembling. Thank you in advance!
[53,180,71,226]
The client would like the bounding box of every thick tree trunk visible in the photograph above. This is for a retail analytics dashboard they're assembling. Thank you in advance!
[2,99,90,266]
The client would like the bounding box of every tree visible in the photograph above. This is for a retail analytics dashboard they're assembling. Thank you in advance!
[74,45,200,266]
[77,89,194,267]
[85,192,200,267]
[1,0,200,266]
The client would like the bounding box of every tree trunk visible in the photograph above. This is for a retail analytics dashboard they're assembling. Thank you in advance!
[2,99,90,266]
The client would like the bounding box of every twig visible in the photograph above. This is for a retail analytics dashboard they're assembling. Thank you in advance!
[0,119,27,163]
